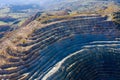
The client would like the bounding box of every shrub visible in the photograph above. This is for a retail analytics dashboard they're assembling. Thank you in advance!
[21,39,27,44]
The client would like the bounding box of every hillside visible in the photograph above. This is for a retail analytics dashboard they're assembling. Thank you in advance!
[0,4,42,39]
[0,0,120,80]
[40,0,120,11]
[0,12,120,79]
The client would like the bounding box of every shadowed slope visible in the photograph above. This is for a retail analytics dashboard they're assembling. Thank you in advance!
[0,15,120,80]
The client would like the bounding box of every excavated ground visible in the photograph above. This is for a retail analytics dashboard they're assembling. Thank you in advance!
[0,15,120,80]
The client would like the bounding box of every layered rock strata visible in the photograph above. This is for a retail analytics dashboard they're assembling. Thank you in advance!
[0,15,120,80]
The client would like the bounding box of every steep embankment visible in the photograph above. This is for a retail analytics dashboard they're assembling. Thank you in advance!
[0,15,120,80]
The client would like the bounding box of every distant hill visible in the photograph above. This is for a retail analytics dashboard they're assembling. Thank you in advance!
[40,0,120,11]
[10,4,42,12]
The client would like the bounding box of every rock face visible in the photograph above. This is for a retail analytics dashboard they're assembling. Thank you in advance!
[0,15,120,80]
[42,42,120,80]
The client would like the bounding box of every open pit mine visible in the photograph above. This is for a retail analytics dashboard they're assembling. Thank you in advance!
[0,14,120,80]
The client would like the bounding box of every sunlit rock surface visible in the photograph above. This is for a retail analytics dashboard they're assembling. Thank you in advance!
[0,15,120,80]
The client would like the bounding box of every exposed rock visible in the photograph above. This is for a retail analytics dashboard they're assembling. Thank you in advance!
[0,14,120,80]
